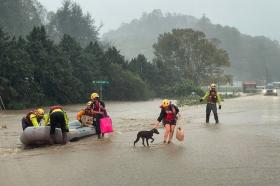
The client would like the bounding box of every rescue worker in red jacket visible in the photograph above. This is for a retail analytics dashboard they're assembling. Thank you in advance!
[156,99,180,144]
[44,105,69,144]
[21,108,45,130]
[200,83,222,124]
[86,93,106,139]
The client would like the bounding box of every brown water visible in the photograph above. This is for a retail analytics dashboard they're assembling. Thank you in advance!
[1,96,280,186]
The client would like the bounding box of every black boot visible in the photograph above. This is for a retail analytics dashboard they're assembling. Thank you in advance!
[97,134,101,139]
[214,113,219,124]
[62,132,68,144]
[49,134,55,145]
[206,113,210,123]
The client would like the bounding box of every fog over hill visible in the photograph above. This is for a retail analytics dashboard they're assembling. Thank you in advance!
[103,10,280,81]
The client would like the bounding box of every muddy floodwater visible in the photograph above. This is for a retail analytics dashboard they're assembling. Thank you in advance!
[1,95,280,186]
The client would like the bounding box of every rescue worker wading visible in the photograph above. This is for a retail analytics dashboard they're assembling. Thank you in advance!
[156,99,180,144]
[200,83,222,124]
[86,93,106,139]
[21,108,45,130]
[44,105,69,144]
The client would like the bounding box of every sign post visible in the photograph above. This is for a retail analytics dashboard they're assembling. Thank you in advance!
[92,80,110,100]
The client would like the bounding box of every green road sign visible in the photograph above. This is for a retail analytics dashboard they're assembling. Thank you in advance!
[92,80,110,84]
[92,80,110,100]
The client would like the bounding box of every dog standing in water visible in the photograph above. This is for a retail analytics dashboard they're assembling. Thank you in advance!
[134,128,159,146]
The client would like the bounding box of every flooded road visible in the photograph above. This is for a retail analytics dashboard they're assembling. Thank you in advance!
[1,95,280,186]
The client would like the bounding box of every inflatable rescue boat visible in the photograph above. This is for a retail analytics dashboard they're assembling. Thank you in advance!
[20,120,96,145]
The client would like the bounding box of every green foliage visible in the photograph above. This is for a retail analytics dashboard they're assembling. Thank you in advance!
[0,0,45,36]
[157,81,204,98]
[0,4,218,109]
[103,10,280,81]
[153,28,230,88]
[0,26,157,109]
[104,64,153,101]
[176,95,201,107]
[47,0,98,47]
[128,54,158,88]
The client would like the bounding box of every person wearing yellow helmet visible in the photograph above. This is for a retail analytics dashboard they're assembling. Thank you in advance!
[91,92,99,100]
[156,99,180,143]
[200,83,222,124]
[44,105,69,144]
[86,92,107,139]
[21,108,45,130]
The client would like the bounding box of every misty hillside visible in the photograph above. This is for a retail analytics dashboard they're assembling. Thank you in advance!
[103,10,280,81]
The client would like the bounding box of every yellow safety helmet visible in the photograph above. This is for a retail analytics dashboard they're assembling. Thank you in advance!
[210,83,216,88]
[91,92,99,99]
[162,99,170,108]
[35,108,44,117]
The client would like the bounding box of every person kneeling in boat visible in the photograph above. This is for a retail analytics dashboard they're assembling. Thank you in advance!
[156,99,180,144]
[21,108,45,131]
[44,106,69,144]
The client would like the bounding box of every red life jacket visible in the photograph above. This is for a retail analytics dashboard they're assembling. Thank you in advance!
[49,105,63,112]
[208,90,217,103]
[164,105,176,121]
[86,100,107,116]
[49,105,63,114]
[93,101,101,112]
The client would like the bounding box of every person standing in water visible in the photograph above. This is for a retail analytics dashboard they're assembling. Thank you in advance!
[86,93,106,139]
[200,83,222,124]
[156,99,180,144]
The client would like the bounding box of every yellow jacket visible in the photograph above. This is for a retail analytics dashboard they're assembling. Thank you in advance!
[29,113,43,127]
[44,109,69,129]
[202,90,222,105]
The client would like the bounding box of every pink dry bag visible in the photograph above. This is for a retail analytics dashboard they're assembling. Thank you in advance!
[100,116,113,133]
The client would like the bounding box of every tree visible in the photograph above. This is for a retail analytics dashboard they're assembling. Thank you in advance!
[128,54,158,89]
[26,26,82,104]
[153,28,230,85]
[47,0,99,47]
[0,0,45,36]
[81,41,105,96]
[104,63,151,100]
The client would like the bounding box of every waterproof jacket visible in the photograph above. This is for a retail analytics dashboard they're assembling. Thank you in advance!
[202,90,222,105]
[157,104,179,122]
[44,108,69,130]
[77,109,85,121]
[86,100,106,116]
[24,111,44,128]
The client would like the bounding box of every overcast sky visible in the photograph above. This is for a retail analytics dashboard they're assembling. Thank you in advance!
[38,0,280,41]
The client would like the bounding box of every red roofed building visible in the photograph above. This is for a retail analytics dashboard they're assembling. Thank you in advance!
[243,81,257,93]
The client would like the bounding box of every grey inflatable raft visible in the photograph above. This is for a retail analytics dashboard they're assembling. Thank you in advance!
[68,120,96,141]
[20,120,96,145]
[20,126,64,145]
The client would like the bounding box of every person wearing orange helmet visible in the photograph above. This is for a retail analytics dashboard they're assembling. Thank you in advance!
[21,108,45,130]
[86,92,107,139]
[156,99,180,144]
[200,83,222,124]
